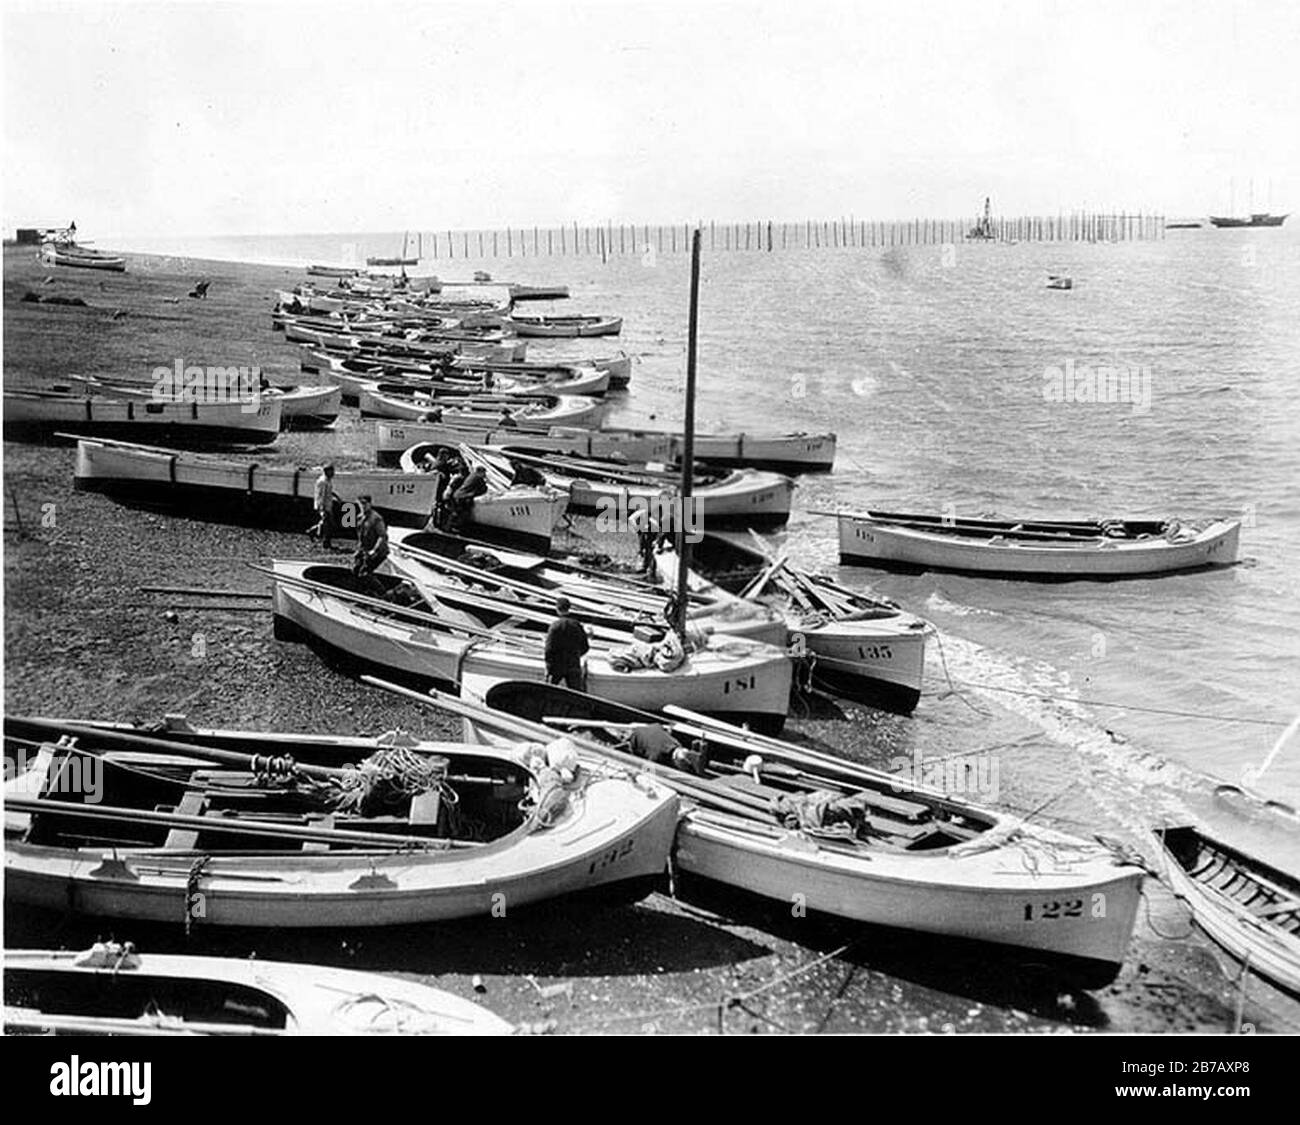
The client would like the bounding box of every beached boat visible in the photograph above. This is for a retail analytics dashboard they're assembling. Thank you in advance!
[285,323,527,363]
[72,436,567,549]
[306,264,362,278]
[4,391,281,445]
[457,686,1145,986]
[3,716,679,929]
[656,550,930,712]
[1155,825,1300,999]
[833,510,1241,579]
[482,449,794,528]
[510,314,622,338]
[384,527,787,648]
[5,945,514,1035]
[375,419,673,464]
[71,376,341,429]
[267,561,792,730]
[38,243,126,272]
[360,384,604,428]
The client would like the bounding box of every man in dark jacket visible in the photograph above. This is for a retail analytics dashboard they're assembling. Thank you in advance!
[544,596,589,690]
[353,495,389,595]
[446,466,489,533]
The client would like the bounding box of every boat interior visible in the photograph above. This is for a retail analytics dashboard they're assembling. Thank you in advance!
[5,727,532,852]
[866,510,1172,542]
[483,682,997,853]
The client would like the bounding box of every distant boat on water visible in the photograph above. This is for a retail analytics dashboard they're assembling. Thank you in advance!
[1165,221,1203,230]
[1208,213,1288,228]
[367,230,419,266]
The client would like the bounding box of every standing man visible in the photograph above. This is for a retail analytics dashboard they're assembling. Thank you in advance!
[309,463,337,549]
[628,504,660,575]
[353,494,389,594]
[544,596,589,691]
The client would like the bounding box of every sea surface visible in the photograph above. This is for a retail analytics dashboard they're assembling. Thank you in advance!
[116,227,1300,872]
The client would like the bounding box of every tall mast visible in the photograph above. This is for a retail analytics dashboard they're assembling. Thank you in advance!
[674,227,702,639]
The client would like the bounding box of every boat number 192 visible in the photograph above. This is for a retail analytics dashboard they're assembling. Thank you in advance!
[857,643,892,660]
[588,838,634,875]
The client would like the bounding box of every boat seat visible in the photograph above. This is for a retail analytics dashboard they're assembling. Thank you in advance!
[301,814,335,852]
[164,791,207,850]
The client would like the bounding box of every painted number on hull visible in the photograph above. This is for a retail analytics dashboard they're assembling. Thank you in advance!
[854,527,875,542]
[723,675,758,694]
[752,492,775,505]
[1023,899,1083,921]
[588,838,634,875]
[509,505,534,517]
[387,482,417,495]
[857,643,893,661]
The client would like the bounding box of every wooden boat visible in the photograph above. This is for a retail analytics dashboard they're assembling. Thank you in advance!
[1154,825,1300,999]
[1046,275,1073,290]
[681,432,836,474]
[71,376,341,429]
[5,944,514,1035]
[39,243,126,272]
[656,550,930,713]
[833,510,1241,579]
[374,422,830,473]
[366,233,418,267]
[384,527,788,648]
[3,715,679,929]
[268,561,793,730]
[285,323,527,363]
[305,350,607,398]
[376,420,675,465]
[72,436,567,550]
[457,685,1145,986]
[360,384,604,428]
[4,391,281,445]
[486,449,794,528]
[510,314,622,338]
[306,264,362,278]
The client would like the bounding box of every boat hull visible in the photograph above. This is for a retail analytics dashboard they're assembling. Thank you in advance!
[73,437,440,532]
[6,769,679,930]
[838,514,1241,579]
[676,813,1143,982]
[4,394,281,446]
[272,563,792,730]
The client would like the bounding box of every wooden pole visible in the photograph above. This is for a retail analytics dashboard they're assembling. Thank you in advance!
[675,226,702,640]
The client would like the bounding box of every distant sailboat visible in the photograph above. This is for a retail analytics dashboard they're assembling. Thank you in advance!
[1210,178,1288,227]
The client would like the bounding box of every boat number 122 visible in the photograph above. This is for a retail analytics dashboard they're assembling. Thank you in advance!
[588,838,634,875]
[1024,898,1084,921]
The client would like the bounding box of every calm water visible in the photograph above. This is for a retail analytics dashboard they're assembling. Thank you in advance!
[118,228,1300,867]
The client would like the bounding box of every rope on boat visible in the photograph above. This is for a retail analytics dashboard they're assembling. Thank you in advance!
[328,748,458,819]
[184,855,210,936]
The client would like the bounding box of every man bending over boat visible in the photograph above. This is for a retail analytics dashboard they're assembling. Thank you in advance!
[545,596,589,691]
[353,495,390,596]
[445,466,489,533]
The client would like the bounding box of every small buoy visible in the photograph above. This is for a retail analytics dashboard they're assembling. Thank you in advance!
[472,974,486,993]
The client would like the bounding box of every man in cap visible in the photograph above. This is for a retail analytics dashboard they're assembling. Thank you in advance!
[544,596,589,690]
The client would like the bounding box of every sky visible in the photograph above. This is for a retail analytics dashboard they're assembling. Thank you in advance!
[3,0,1299,237]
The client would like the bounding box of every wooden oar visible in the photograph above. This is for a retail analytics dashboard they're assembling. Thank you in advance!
[358,676,778,823]
[248,564,539,650]
[12,717,349,782]
[5,795,462,851]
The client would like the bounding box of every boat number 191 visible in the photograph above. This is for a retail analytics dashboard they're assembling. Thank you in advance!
[588,838,634,875]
